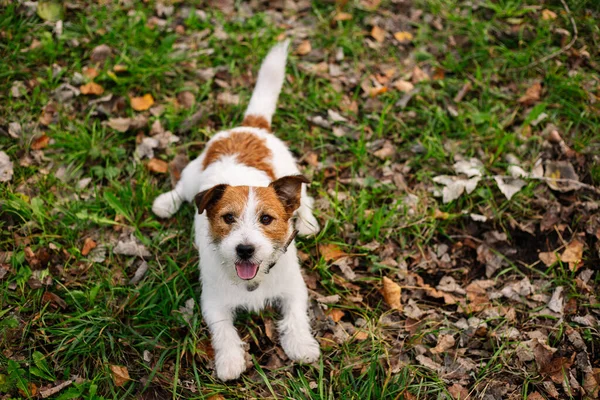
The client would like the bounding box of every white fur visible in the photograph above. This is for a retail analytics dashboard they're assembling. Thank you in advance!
[152,41,320,381]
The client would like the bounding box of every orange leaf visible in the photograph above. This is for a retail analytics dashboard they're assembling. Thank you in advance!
[369,86,387,97]
[328,309,345,322]
[518,82,542,105]
[80,82,104,95]
[382,276,402,311]
[542,9,557,20]
[318,244,347,261]
[31,134,50,150]
[81,238,97,256]
[296,40,312,56]
[82,66,99,79]
[109,365,130,387]
[130,94,155,111]
[334,12,353,21]
[371,26,386,43]
[147,158,168,174]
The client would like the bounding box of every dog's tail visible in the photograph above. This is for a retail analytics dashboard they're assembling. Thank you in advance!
[242,40,290,131]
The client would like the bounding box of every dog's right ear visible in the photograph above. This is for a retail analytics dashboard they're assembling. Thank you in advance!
[194,184,228,215]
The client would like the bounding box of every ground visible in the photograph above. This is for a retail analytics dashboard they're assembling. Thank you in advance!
[1,0,600,399]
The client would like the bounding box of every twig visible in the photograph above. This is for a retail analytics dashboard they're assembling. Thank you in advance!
[509,0,578,72]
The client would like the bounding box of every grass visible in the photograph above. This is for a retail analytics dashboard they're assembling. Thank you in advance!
[1,0,600,399]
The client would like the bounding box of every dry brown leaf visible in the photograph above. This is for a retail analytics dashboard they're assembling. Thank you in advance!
[393,31,413,42]
[393,80,414,92]
[109,365,130,387]
[447,383,470,400]
[353,330,369,341]
[527,392,545,400]
[31,134,50,150]
[539,251,559,267]
[328,309,345,322]
[264,318,275,341]
[371,26,386,43]
[82,66,99,79]
[207,395,226,400]
[319,244,348,261]
[107,117,131,132]
[81,238,97,256]
[80,82,105,95]
[334,12,353,21]
[41,292,67,309]
[382,276,402,311]
[130,94,155,111]
[177,91,195,109]
[412,66,429,83]
[147,158,168,174]
[542,9,557,20]
[430,334,455,354]
[518,82,542,105]
[296,40,312,56]
[561,239,584,271]
[369,86,387,97]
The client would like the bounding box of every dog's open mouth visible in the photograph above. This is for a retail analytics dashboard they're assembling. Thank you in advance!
[235,261,259,280]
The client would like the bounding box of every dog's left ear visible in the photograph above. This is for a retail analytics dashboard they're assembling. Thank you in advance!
[194,184,228,215]
[269,175,310,214]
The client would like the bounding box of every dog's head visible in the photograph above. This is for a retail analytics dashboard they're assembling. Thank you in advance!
[195,175,308,284]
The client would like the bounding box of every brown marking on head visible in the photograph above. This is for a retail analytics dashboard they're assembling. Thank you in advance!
[254,187,293,245]
[202,132,276,180]
[241,114,271,131]
[195,185,249,241]
[269,175,310,214]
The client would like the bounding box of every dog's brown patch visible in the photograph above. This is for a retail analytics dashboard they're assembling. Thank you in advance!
[254,187,293,245]
[204,186,250,241]
[241,114,271,131]
[202,132,276,180]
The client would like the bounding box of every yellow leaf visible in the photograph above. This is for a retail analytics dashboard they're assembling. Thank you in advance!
[371,26,386,43]
[393,31,413,42]
[109,365,130,387]
[80,82,105,95]
[334,12,353,21]
[382,276,402,311]
[130,94,154,111]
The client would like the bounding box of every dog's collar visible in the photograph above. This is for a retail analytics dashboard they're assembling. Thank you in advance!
[265,229,298,273]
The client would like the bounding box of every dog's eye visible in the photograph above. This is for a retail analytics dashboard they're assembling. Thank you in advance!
[260,214,273,225]
[222,213,235,224]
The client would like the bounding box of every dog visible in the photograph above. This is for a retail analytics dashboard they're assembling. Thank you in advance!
[152,40,321,381]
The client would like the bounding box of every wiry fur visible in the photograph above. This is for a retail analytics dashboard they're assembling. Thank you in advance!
[152,40,320,381]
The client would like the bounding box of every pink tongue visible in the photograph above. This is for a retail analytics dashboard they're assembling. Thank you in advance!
[235,261,259,280]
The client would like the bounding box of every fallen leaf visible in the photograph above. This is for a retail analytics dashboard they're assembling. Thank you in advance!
[430,334,455,354]
[539,251,559,267]
[447,383,470,400]
[80,82,104,95]
[90,44,112,64]
[0,152,14,182]
[81,238,97,256]
[107,117,131,132]
[369,86,388,97]
[382,276,402,311]
[319,244,348,261]
[561,239,584,271]
[113,235,151,258]
[544,160,580,192]
[41,292,67,309]
[542,9,557,20]
[353,330,369,341]
[147,158,168,174]
[527,392,545,400]
[371,26,386,42]
[109,365,130,387]
[412,66,429,83]
[334,12,353,21]
[296,40,312,55]
[82,66,99,79]
[130,94,155,111]
[8,122,21,139]
[393,31,413,42]
[37,1,64,22]
[216,92,240,106]
[113,64,127,73]
[31,134,50,150]
[373,141,395,159]
[328,309,345,322]
[494,176,526,200]
[177,91,195,109]
[393,80,414,92]
[169,153,189,187]
[518,82,542,105]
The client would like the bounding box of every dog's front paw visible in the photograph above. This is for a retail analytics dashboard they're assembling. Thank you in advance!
[295,213,320,237]
[152,191,182,219]
[281,333,320,363]
[215,348,247,381]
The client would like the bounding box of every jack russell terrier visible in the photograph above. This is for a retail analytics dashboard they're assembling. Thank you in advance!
[152,40,321,381]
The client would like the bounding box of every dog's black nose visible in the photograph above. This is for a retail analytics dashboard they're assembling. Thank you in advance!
[236,244,255,260]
